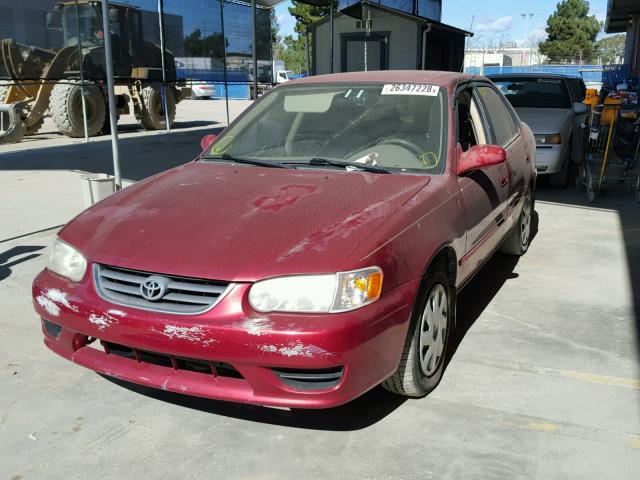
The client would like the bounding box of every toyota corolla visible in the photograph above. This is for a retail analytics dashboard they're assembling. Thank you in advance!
[33,71,536,409]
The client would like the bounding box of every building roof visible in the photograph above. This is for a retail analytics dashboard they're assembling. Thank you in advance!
[605,0,639,33]
[285,70,478,89]
[311,1,472,37]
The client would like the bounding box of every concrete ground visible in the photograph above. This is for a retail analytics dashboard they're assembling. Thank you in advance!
[0,100,639,479]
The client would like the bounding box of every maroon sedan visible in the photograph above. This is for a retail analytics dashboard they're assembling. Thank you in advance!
[33,71,536,409]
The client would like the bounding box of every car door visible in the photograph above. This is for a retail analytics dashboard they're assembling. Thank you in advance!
[455,85,510,282]
[476,83,529,215]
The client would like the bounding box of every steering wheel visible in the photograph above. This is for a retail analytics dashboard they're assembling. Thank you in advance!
[378,137,425,157]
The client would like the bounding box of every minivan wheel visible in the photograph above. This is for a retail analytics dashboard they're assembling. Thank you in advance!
[381,262,451,397]
[499,190,533,256]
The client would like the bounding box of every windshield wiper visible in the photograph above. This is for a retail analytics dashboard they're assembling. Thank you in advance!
[290,157,391,174]
[202,153,290,169]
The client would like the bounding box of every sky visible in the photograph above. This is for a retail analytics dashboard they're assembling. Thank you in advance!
[273,0,612,45]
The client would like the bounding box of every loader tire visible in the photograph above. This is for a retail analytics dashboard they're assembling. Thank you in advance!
[140,86,175,130]
[51,80,106,138]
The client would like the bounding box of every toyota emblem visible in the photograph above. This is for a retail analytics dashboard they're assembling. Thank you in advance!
[140,275,170,301]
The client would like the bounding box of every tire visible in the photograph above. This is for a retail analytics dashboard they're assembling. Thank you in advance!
[382,262,452,397]
[499,189,533,256]
[50,80,106,138]
[140,86,175,130]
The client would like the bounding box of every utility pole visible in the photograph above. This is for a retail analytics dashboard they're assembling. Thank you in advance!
[521,13,534,69]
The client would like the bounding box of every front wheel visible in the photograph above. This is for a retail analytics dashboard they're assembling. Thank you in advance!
[140,86,176,130]
[50,80,106,138]
[382,262,452,397]
[499,190,533,256]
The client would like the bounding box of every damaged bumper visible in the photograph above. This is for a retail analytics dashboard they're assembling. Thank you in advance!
[33,267,417,409]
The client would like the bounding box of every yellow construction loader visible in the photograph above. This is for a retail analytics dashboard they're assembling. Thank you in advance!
[0,1,190,143]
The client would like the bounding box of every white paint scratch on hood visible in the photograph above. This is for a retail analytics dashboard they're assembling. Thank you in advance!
[107,309,127,317]
[241,317,272,336]
[88,313,117,330]
[45,289,79,312]
[36,288,80,317]
[159,325,205,342]
[259,341,329,358]
[36,294,60,317]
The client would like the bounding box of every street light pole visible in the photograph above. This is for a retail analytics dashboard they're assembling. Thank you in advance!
[521,13,534,69]
[101,0,121,190]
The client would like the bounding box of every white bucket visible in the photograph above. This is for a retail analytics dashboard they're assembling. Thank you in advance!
[81,173,116,208]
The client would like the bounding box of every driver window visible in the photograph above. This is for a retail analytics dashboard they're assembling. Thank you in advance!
[457,88,486,151]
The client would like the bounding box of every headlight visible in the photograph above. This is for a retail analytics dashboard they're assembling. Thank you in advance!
[47,237,87,282]
[248,267,383,313]
[534,133,562,145]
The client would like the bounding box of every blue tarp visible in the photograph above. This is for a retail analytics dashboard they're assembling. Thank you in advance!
[464,64,634,89]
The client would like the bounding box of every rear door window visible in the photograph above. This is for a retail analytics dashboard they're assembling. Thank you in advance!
[476,86,520,146]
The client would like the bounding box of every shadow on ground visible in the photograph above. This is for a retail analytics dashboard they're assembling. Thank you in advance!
[0,125,224,181]
[0,245,45,282]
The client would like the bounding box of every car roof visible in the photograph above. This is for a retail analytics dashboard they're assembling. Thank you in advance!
[486,72,578,80]
[286,70,480,90]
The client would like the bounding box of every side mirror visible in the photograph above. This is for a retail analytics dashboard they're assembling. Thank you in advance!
[46,10,62,30]
[200,133,218,151]
[574,102,590,115]
[457,144,506,176]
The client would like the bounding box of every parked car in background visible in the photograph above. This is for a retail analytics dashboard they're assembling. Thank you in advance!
[488,73,590,186]
[33,71,536,409]
[190,81,216,99]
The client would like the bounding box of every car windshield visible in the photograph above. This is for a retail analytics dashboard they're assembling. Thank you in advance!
[203,83,448,174]
[491,77,572,109]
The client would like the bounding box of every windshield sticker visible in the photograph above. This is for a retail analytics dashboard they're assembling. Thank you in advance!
[537,79,561,84]
[210,136,234,155]
[381,84,440,96]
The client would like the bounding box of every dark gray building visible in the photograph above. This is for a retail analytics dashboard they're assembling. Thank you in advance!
[312,1,470,74]
[605,0,640,77]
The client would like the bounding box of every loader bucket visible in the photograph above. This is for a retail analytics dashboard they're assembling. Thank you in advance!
[0,103,26,144]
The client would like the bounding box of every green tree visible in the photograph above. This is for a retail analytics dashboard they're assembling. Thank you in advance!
[597,33,626,64]
[538,0,602,63]
[280,35,308,74]
[270,9,285,60]
[288,1,330,35]
[184,29,227,58]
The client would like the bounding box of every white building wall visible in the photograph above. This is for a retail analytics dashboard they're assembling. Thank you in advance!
[314,9,419,74]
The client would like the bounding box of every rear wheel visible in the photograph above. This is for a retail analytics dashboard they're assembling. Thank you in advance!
[50,80,106,138]
[499,190,533,256]
[140,86,175,130]
[382,262,452,397]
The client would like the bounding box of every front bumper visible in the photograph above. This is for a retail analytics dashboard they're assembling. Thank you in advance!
[534,144,568,175]
[33,268,417,409]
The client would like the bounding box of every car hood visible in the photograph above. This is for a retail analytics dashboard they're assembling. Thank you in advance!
[514,108,572,135]
[61,162,431,282]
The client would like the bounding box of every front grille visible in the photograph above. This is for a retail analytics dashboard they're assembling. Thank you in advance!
[100,340,244,379]
[94,264,231,314]
[272,367,344,391]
